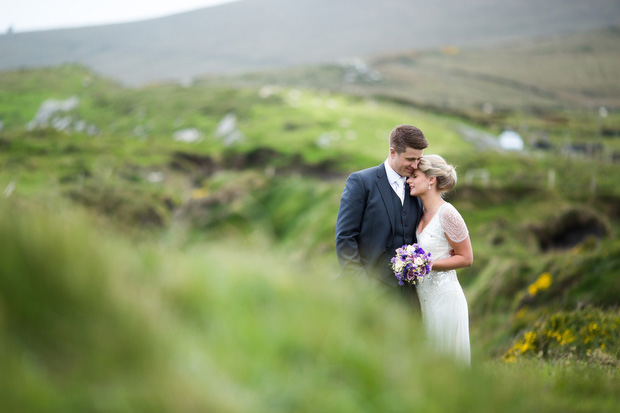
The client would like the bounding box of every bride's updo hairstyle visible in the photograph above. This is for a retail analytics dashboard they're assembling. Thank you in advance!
[417,154,457,194]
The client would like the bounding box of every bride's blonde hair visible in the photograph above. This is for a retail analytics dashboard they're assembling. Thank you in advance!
[417,154,457,194]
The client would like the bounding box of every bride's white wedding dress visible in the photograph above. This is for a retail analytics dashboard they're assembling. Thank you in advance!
[416,203,471,365]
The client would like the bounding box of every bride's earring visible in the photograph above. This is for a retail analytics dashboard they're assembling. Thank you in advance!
[428,183,431,190]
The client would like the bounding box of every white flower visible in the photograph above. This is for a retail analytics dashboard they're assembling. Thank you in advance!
[414,257,424,266]
[393,261,405,272]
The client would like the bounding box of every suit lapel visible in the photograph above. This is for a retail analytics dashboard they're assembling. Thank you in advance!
[375,165,395,233]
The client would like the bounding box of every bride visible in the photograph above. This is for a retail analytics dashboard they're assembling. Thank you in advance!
[407,155,472,365]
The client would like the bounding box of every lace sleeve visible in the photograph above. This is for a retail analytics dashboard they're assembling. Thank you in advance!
[439,203,469,243]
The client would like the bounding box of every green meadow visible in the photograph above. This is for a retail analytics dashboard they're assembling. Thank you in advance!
[1,65,620,411]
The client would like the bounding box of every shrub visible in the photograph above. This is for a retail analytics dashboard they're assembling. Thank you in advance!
[503,307,620,365]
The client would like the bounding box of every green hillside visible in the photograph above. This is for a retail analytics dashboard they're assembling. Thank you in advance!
[1,65,620,411]
[205,26,620,149]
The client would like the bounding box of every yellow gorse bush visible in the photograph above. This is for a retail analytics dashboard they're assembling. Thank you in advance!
[503,308,620,364]
[545,328,575,346]
[503,330,539,362]
[527,272,552,297]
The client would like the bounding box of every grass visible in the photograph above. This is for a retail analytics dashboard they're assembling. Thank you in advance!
[2,64,620,410]
[2,199,620,412]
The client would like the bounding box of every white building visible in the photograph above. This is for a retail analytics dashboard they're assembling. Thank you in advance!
[498,130,524,151]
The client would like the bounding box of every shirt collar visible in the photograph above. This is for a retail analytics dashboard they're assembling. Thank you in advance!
[384,159,404,184]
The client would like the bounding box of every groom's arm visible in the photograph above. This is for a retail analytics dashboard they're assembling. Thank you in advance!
[335,173,369,279]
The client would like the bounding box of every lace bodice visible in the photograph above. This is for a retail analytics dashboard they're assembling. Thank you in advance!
[416,203,468,286]
[418,203,468,260]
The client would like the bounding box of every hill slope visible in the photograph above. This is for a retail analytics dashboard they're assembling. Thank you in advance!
[1,0,619,85]
[211,26,620,115]
[2,66,620,380]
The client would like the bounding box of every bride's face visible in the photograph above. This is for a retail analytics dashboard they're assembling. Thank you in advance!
[407,170,431,196]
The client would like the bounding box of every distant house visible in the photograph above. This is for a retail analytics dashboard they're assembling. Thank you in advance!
[498,130,524,151]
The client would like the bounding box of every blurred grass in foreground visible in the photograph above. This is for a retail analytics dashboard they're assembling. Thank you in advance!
[1,199,619,412]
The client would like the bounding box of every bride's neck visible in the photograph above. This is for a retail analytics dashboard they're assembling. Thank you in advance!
[420,193,444,213]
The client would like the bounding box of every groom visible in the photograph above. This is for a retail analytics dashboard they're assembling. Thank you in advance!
[335,124,427,299]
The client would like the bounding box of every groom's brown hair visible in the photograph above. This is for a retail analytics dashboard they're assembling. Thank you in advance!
[390,124,428,153]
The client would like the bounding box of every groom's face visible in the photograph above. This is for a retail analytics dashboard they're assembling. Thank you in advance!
[390,147,424,177]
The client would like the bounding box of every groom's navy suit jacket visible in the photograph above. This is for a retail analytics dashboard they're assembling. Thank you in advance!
[335,164,423,286]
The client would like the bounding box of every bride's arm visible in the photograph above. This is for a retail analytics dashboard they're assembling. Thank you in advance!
[429,236,473,271]
[431,203,473,271]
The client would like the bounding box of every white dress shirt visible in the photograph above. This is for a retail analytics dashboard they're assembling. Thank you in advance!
[384,160,406,205]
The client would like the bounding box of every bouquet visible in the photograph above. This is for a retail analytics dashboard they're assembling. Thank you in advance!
[391,244,432,285]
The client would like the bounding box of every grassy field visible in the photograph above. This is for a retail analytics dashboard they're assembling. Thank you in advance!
[1,64,620,411]
[2,199,620,412]
[202,26,620,151]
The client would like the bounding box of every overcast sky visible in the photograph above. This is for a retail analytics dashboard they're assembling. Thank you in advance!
[0,0,241,33]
